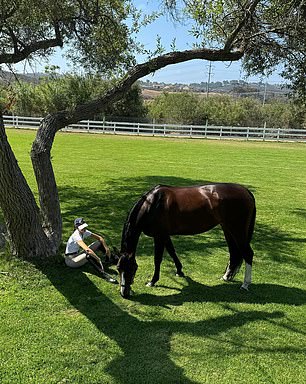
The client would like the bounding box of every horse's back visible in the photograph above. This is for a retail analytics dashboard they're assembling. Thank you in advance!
[145,183,255,236]
[156,183,254,207]
[146,184,221,235]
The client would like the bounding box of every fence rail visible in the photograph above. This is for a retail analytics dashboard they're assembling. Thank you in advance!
[3,115,306,142]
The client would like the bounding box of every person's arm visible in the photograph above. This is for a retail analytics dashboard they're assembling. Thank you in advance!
[91,233,111,257]
[77,240,99,258]
[77,239,104,272]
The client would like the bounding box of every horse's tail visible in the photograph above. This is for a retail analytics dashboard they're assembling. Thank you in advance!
[247,189,256,243]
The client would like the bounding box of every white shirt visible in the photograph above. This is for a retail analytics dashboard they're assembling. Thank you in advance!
[65,229,92,254]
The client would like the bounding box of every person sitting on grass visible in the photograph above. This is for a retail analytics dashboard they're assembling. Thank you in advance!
[65,217,117,284]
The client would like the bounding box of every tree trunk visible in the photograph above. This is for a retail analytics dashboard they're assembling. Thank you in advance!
[0,113,53,258]
[31,113,65,251]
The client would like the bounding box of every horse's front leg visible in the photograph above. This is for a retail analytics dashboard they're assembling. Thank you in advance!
[165,236,184,277]
[146,237,164,287]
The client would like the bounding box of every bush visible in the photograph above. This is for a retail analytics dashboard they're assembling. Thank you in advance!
[148,92,305,128]
[2,73,147,119]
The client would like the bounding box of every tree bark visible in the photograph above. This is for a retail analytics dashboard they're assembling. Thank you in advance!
[31,113,65,251]
[0,113,54,258]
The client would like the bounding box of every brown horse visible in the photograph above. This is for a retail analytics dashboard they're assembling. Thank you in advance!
[117,183,256,298]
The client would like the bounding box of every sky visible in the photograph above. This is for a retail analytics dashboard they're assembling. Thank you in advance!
[14,0,285,85]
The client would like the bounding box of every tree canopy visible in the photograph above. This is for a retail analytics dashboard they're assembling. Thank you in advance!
[0,0,136,73]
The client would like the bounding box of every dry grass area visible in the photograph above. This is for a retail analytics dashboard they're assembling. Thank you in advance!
[141,88,167,100]
[142,88,221,100]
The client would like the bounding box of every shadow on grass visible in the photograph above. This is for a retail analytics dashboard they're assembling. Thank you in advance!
[292,208,306,219]
[133,276,306,308]
[38,263,290,384]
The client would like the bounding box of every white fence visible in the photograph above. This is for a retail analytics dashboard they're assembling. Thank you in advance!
[3,115,306,142]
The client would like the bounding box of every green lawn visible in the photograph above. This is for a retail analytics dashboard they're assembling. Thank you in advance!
[1,130,306,383]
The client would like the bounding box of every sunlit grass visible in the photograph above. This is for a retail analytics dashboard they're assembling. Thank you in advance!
[1,129,305,383]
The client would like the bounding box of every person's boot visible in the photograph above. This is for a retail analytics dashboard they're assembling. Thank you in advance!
[86,254,118,284]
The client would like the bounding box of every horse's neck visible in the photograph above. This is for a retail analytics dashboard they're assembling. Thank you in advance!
[121,223,141,256]
[121,196,148,255]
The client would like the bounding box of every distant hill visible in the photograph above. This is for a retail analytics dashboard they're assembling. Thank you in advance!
[0,70,45,85]
[1,70,290,102]
[139,79,290,101]
[141,88,219,100]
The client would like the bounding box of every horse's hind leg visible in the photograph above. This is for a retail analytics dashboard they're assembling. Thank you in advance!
[147,237,165,287]
[240,244,254,291]
[222,228,243,282]
[222,227,254,290]
[165,236,184,277]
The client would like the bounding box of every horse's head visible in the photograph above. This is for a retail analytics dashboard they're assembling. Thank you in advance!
[117,253,138,299]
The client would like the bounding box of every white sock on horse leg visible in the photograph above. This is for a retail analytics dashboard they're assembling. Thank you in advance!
[222,265,231,281]
[241,262,252,290]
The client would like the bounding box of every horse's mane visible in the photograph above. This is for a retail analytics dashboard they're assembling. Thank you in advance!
[121,185,161,250]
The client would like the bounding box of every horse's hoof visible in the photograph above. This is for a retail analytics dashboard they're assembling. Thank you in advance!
[146,281,155,287]
[222,274,234,282]
[240,283,249,291]
[176,272,185,277]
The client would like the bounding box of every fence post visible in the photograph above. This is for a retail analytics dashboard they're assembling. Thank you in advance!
[190,125,193,138]
[263,122,266,141]
[16,115,19,128]
[277,128,280,141]
[246,127,249,140]
[219,126,222,139]
[137,122,140,135]
[87,120,90,132]
[102,116,105,134]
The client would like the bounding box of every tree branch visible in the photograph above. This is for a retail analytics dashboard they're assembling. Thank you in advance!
[224,0,262,52]
[70,47,244,124]
[0,34,63,64]
[34,46,244,143]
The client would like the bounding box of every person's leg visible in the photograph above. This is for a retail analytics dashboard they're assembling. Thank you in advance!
[89,240,119,265]
[65,253,88,268]
[89,240,105,253]
[86,252,104,273]
[65,252,117,283]
[86,252,118,284]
